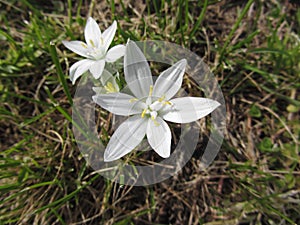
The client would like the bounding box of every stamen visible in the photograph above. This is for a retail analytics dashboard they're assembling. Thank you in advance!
[104,82,117,93]
[163,101,172,105]
[150,111,157,119]
[158,95,165,102]
[81,43,88,48]
[129,98,138,103]
[89,39,95,47]
[100,37,104,46]
[148,85,153,97]
[151,116,160,126]
[141,108,147,118]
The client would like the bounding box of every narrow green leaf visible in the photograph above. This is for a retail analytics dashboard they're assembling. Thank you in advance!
[219,0,255,61]
[49,42,73,105]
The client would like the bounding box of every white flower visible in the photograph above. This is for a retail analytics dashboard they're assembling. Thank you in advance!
[93,41,220,162]
[62,17,125,84]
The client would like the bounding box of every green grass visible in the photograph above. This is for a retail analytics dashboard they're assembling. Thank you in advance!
[0,0,299,224]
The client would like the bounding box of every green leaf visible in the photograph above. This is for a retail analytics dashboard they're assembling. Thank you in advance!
[258,137,273,152]
[249,105,261,118]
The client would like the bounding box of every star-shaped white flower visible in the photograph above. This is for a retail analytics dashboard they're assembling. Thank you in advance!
[62,17,125,84]
[93,41,220,162]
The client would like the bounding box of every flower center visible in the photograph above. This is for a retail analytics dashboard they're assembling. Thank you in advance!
[140,85,173,126]
[81,41,106,60]
[141,107,160,126]
[86,47,105,60]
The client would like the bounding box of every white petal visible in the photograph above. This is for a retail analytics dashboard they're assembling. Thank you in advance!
[99,69,114,85]
[69,59,94,84]
[92,86,106,94]
[102,21,117,52]
[84,17,101,48]
[153,59,187,100]
[104,115,147,162]
[89,60,105,79]
[147,117,171,158]
[162,97,221,123]
[92,92,145,116]
[105,45,126,62]
[62,40,89,58]
[124,41,153,98]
